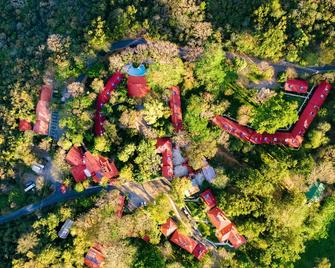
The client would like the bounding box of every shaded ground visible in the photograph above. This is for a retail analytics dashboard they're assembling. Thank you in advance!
[295,220,335,267]
[215,146,243,168]
[120,178,171,211]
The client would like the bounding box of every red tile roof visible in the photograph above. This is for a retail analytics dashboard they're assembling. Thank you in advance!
[169,86,183,132]
[207,207,232,231]
[192,243,208,260]
[66,146,119,183]
[207,207,246,249]
[291,81,332,138]
[160,218,178,237]
[66,146,84,166]
[170,230,198,254]
[213,81,332,148]
[94,72,124,136]
[34,85,53,135]
[284,79,308,93]
[200,189,217,209]
[19,119,32,131]
[70,165,87,182]
[84,152,101,174]
[40,85,53,102]
[98,156,119,179]
[216,224,247,249]
[33,119,49,135]
[127,75,150,98]
[156,138,174,179]
[84,244,105,268]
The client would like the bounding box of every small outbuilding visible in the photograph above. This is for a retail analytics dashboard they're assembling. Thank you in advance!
[284,79,308,94]
[200,189,217,209]
[160,218,178,237]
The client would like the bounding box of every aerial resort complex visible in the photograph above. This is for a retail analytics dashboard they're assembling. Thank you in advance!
[0,1,334,267]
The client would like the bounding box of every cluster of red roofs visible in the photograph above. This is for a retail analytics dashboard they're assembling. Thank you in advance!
[200,189,246,248]
[65,146,118,183]
[159,189,246,261]
[19,85,53,134]
[160,218,208,260]
[213,80,332,148]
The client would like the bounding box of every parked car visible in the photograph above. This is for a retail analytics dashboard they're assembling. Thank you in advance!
[24,181,36,192]
[32,163,45,175]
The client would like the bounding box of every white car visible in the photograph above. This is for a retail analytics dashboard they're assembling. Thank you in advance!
[32,163,45,175]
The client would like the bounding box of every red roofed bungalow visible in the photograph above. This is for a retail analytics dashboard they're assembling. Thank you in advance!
[284,79,308,94]
[33,119,50,135]
[66,146,84,166]
[212,115,254,143]
[207,207,232,231]
[160,218,178,237]
[66,146,119,183]
[156,138,174,179]
[216,224,247,249]
[94,72,124,136]
[98,156,119,178]
[84,152,101,174]
[169,86,183,132]
[127,76,150,98]
[207,207,246,249]
[70,165,88,183]
[200,189,217,209]
[170,230,198,254]
[84,243,105,268]
[19,119,32,131]
[291,81,332,139]
[40,85,53,102]
[116,194,126,218]
[192,243,208,260]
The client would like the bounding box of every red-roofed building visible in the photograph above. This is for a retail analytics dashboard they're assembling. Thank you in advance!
[84,152,102,174]
[207,207,232,231]
[170,230,198,254]
[19,119,32,131]
[127,76,150,98]
[33,119,50,135]
[284,79,308,94]
[94,72,124,136]
[66,146,119,183]
[291,81,332,139]
[40,85,53,102]
[116,195,126,218]
[66,147,84,166]
[70,165,88,182]
[200,189,217,209]
[33,85,53,135]
[192,243,208,260]
[160,218,178,237]
[207,207,246,249]
[214,81,332,148]
[216,224,246,249]
[98,156,119,178]
[212,115,254,143]
[169,86,183,132]
[156,138,174,179]
[84,243,105,268]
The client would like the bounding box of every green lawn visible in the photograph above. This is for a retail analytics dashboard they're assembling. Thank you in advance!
[295,220,335,267]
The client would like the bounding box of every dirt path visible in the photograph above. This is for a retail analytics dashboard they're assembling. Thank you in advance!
[216,147,243,167]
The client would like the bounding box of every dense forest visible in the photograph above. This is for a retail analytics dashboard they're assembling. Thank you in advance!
[0,0,335,267]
